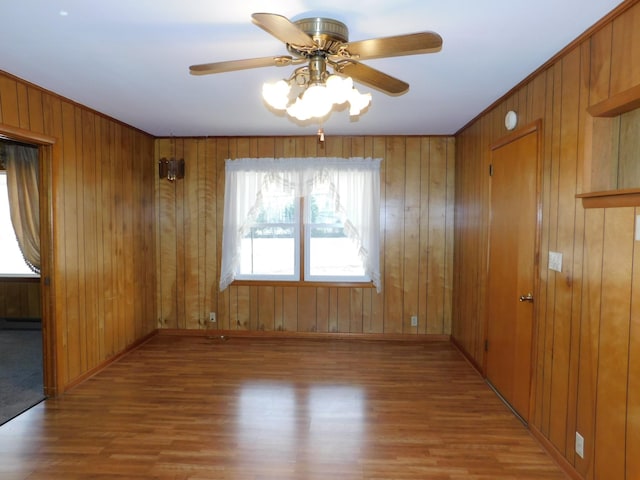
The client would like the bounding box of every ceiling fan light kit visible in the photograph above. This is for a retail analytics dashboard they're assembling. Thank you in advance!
[190,13,442,128]
[263,72,372,121]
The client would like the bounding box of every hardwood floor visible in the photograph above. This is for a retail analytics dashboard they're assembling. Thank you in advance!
[0,335,567,479]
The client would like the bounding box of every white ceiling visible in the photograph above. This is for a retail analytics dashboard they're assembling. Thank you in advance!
[0,1,624,137]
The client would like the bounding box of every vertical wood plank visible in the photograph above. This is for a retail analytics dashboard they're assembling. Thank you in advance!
[258,287,275,331]
[297,287,316,332]
[183,139,202,329]
[383,137,405,334]
[627,209,640,480]
[174,139,186,329]
[195,138,208,329]
[426,138,447,335]
[403,137,421,334]
[204,138,218,331]
[26,87,44,134]
[216,138,230,330]
[158,138,177,329]
[274,286,284,331]
[593,208,633,480]
[443,137,455,335]
[113,124,126,350]
[282,287,298,332]
[236,285,250,330]
[370,136,386,334]
[315,287,329,333]
[349,288,363,333]
[328,287,338,333]
[16,83,30,130]
[0,76,19,126]
[60,101,81,381]
[540,61,563,438]
[99,116,115,358]
[249,286,259,330]
[81,109,98,369]
[336,287,351,333]
[122,128,135,346]
[610,2,640,95]
[589,22,613,105]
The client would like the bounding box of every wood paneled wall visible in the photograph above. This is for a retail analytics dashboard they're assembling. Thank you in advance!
[155,136,455,336]
[0,279,41,319]
[452,2,640,479]
[0,71,157,394]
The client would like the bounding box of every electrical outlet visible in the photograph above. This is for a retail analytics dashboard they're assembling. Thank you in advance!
[410,315,418,327]
[575,432,584,458]
[209,312,216,323]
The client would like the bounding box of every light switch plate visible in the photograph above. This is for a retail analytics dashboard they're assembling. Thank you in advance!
[636,215,640,241]
[549,251,563,272]
[575,432,585,458]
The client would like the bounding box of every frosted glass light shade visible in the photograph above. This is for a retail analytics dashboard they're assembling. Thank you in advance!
[262,80,291,110]
[262,74,371,121]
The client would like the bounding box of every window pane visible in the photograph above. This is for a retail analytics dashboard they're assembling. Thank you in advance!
[306,188,367,281]
[237,191,298,279]
[240,225,295,276]
[0,172,37,277]
[309,227,365,277]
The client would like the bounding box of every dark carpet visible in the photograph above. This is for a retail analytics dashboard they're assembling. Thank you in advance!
[0,320,44,425]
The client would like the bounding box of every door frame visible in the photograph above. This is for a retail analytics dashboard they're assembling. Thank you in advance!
[483,119,544,423]
[0,123,58,396]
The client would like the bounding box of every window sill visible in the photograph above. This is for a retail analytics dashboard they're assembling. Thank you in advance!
[0,275,40,282]
[576,188,640,208]
[230,280,376,289]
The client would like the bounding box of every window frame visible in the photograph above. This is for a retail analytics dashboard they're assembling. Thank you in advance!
[220,157,381,292]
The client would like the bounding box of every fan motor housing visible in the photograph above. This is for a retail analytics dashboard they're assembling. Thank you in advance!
[290,17,348,55]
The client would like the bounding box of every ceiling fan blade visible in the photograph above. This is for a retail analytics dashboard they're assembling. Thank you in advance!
[346,32,442,60]
[189,56,293,75]
[251,13,316,49]
[335,61,409,96]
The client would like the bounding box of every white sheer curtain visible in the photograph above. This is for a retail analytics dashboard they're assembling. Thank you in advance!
[220,157,381,292]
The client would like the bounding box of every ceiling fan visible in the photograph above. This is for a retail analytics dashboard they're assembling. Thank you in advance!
[189,13,443,121]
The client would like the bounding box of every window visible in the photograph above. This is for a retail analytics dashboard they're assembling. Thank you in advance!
[220,157,381,291]
[305,184,366,281]
[0,171,38,277]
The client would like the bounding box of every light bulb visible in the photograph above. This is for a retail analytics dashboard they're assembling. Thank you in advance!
[325,75,352,105]
[262,80,290,110]
[302,84,333,118]
[286,97,312,121]
[348,89,372,116]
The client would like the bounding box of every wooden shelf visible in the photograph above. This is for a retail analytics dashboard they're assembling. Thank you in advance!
[587,84,640,117]
[576,188,640,208]
[581,83,640,206]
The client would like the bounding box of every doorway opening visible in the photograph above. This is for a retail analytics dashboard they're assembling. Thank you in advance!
[0,139,43,424]
[0,126,56,424]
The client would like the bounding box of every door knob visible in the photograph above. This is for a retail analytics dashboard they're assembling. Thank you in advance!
[519,292,534,302]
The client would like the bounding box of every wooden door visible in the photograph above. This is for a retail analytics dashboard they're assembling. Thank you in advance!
[485,125,540,422]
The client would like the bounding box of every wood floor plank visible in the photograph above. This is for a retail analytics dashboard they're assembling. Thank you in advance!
[0,335,567,479]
